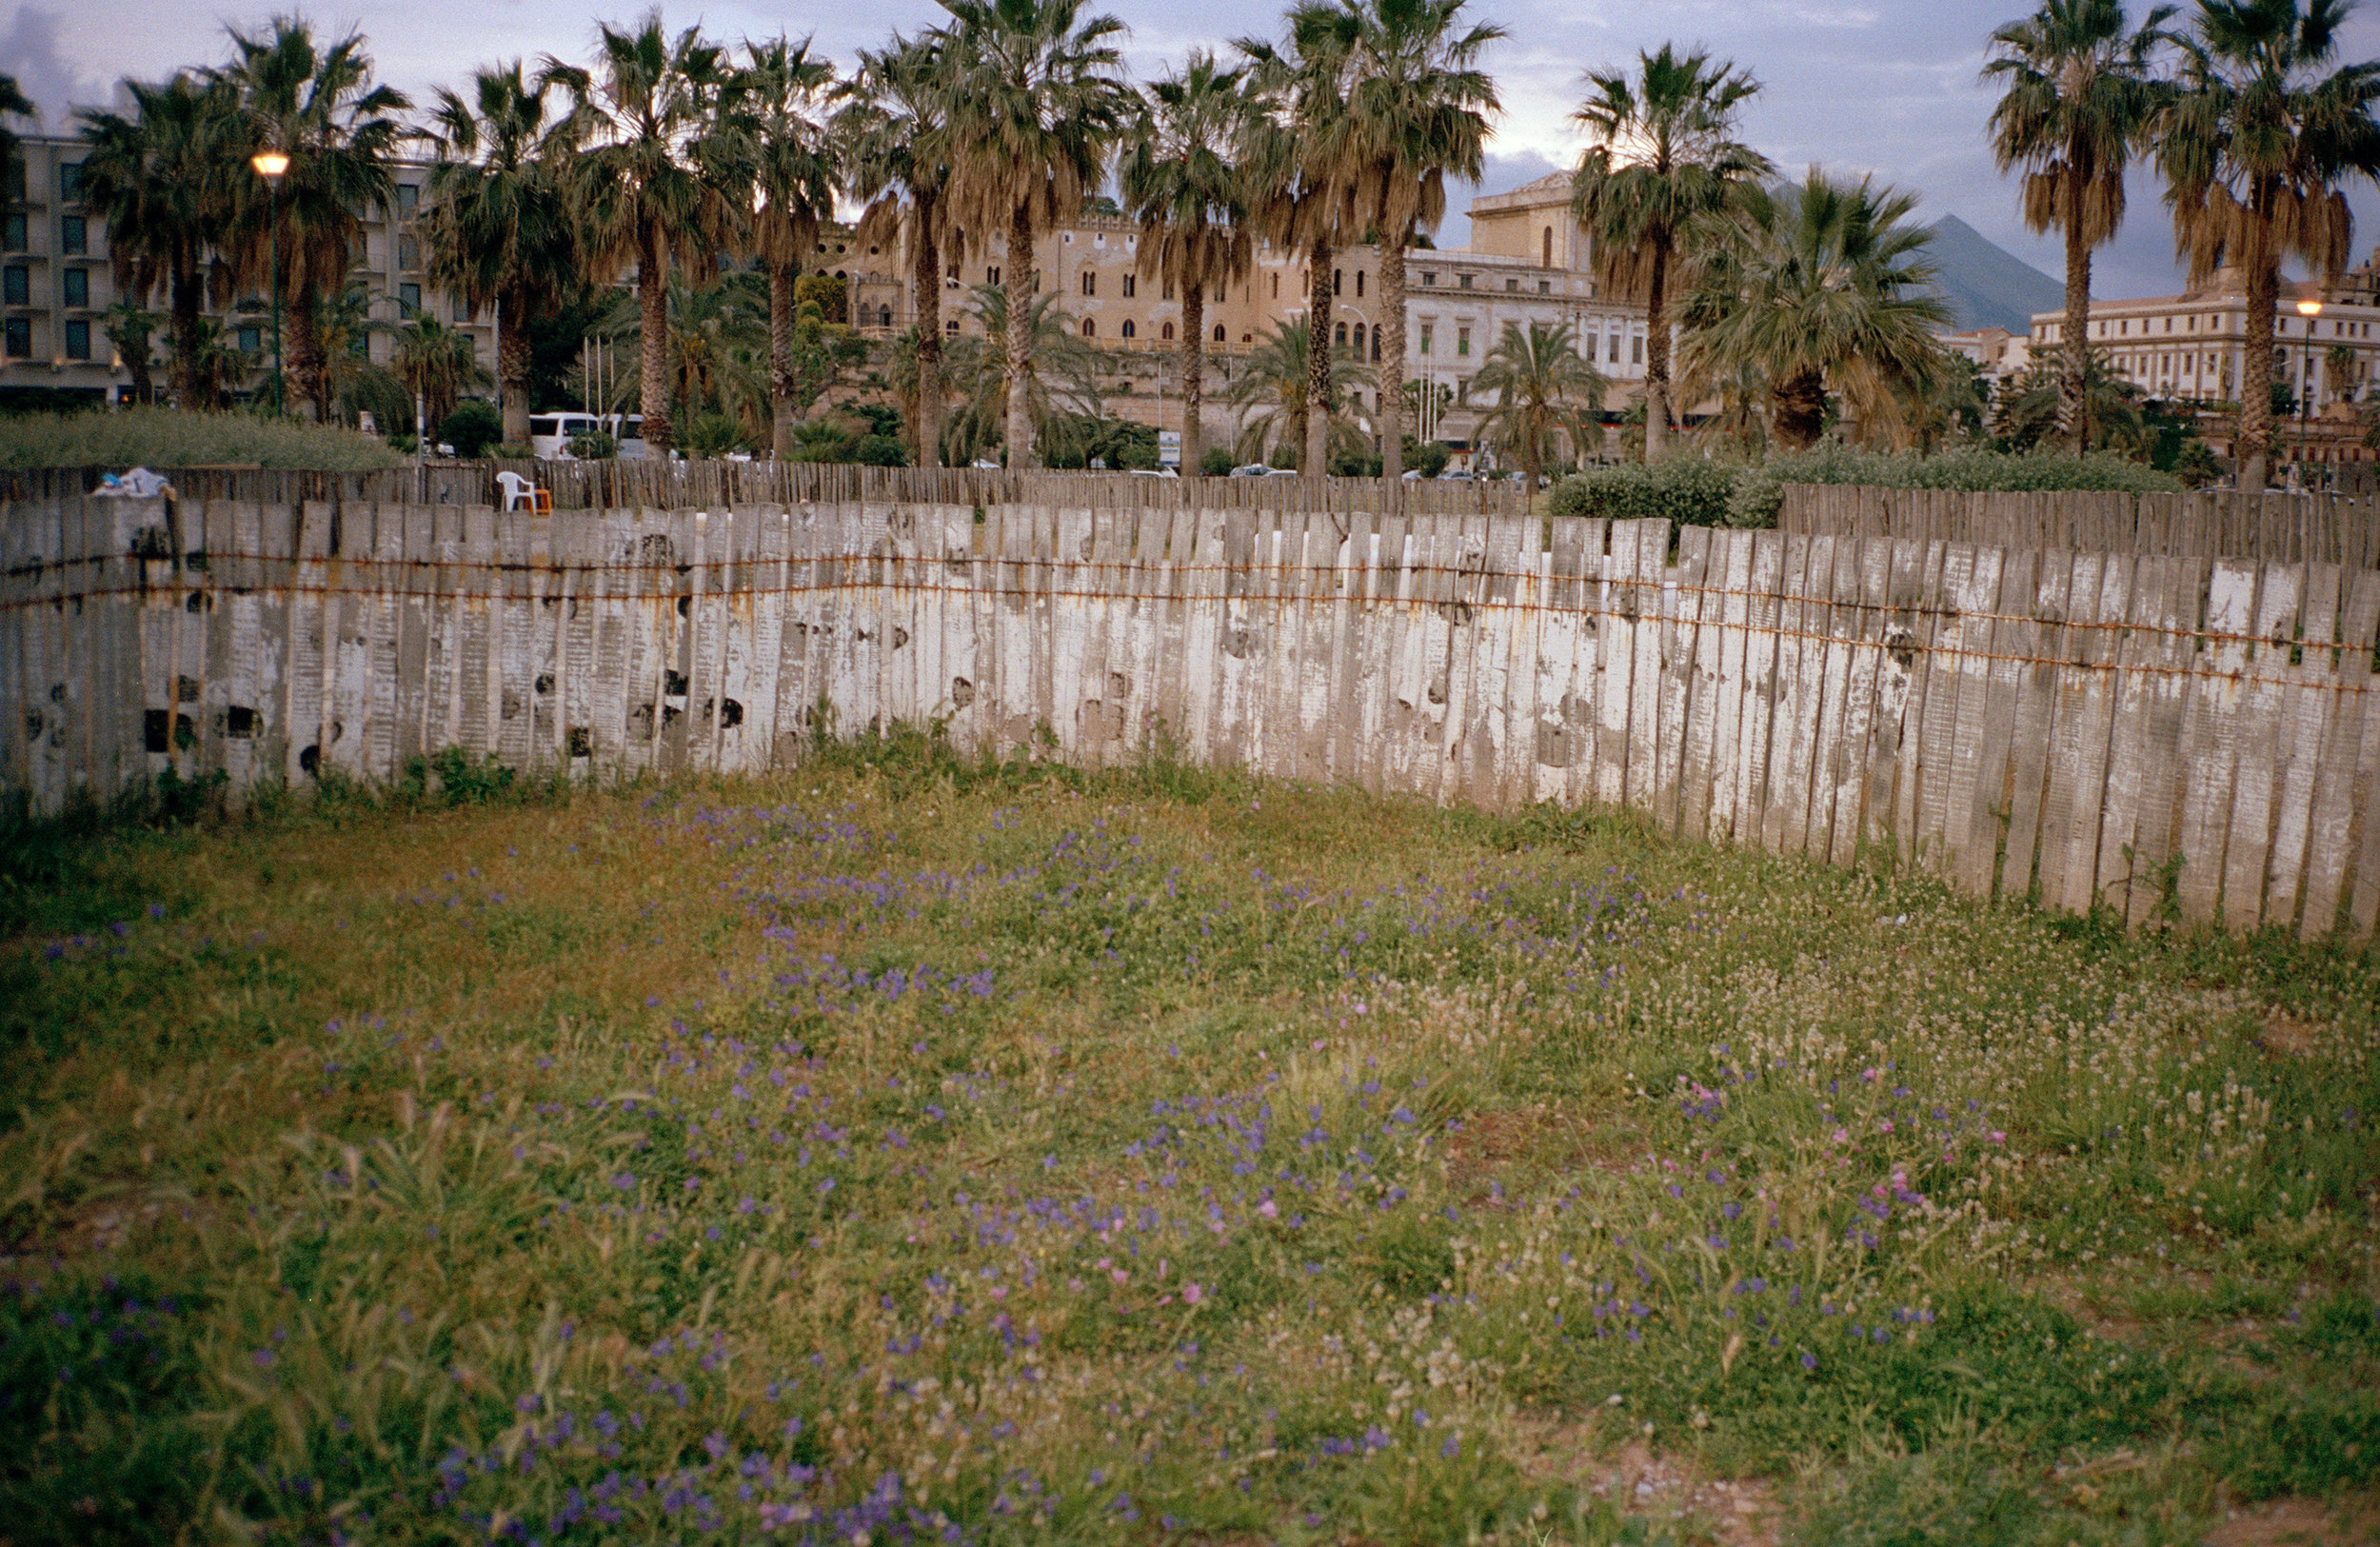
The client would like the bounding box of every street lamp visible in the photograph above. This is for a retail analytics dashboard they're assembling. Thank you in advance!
[251,149,289,416]
[2296,295,2323,486]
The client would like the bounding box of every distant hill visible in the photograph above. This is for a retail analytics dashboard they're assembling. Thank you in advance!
[1925,214,2065,334]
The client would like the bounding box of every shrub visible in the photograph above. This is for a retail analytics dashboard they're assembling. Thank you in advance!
[1548,454,1740,526]
[681,413,752,460]
[1199,446,1237,477]
[565,430,618,460]
[438,399,502,460]
[1549,446,2190,530]
[853,433,909,467]
[0,406,403,470]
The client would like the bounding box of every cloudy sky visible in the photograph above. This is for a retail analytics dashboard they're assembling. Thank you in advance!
[12,0,2380,298]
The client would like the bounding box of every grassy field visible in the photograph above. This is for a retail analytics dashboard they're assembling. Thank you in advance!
[3,736,2376,1546]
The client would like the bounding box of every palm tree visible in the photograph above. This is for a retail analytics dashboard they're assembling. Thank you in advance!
[938,281,1106,464]
[1468,321,1606,488]
[1570,45,1771,461]
[1122,51,1256,477]
[215,19,411,422]
[843,33,962,467]
[424,60,592,447]
[0,74,35,168]
[1325,0,1504,481]
[1985,0,2174,453]
[391,312,493,431]
[1992,347,2152,451]
[2160,0,2380,488]
[74,73,241,410]
[101,300,164,404]
[1675,169,1953,451]
[737,36,839,460]
[1221,315,1375,466]
[169,315,252,409]
[2325,338,2359,404]
[939,0,1135,469]
[573,13,746,456]
[1238,11,1367,478]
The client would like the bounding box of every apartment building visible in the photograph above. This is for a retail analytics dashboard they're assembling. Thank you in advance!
[1943,325,2033,387]
[1,133,496,407]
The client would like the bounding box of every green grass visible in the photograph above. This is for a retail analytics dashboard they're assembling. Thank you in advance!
[0,406,402,470]
[3,727,2375,1545]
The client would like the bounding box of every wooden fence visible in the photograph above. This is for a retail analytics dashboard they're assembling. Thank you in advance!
[0,462,1523,516]
[9,494,2380,942]
[1780,482,2380,567]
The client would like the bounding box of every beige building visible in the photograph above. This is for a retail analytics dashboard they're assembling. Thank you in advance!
[1,133,495,407]
[1943,326,2033,386]
[866,170,1656,466]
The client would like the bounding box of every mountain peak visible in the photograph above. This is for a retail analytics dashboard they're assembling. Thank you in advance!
[1924,215,2063,334]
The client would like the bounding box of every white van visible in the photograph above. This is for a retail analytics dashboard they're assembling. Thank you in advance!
[528,412,646,460]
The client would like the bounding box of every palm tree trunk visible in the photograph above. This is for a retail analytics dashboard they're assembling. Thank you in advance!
[289,290,327,424]
[769,257,797,461]
[638,219,674,454]
[1774,368,1828,450]
[1642,233,1671,462]
[499,287,534,447]
[914,202,942,470]
[2239,246,2277,489]
[1305,238,1334,477]
[1004,203,1038,469]
[1181,282,1205,475]
[169,266,205,409]
[1378,231,1408,483]
[2060,169,2091,455]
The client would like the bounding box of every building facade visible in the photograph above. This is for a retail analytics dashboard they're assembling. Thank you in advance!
[2,133,496,408]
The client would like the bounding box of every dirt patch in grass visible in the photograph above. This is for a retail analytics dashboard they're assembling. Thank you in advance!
[2204,1494,2380,1546]
[1441,1101,1642,1205]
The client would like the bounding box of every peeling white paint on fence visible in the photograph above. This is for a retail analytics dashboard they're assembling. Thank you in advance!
[11,494,2380,942]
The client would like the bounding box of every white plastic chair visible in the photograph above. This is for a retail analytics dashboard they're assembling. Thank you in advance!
[496,470,533,510]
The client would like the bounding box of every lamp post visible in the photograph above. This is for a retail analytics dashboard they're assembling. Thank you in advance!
[251,149,289,416]
[2296,296,2323,486]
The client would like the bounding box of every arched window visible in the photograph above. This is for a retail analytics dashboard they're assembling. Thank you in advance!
[1271,274,1279,299]
[1335,322,1347,346]
[1215,324,1227,343]
[1081,271,1096,296]
[878,305,892,327]
[1161,321,1175,341]
[1333,268,1343,296]
[1121,320,1136,338]
[1543,226,1553,267]
[1081,319,1097,336]
[1353,323,1365,354]
[1355,271,1365,297]
[1371,329,1381,362]
[946,319,960,333]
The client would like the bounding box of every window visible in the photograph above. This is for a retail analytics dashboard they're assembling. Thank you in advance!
[1121,274,1135,298]
[1631,334,1642,365]
[1608,332,1621,365]
[399,282,421,316]
[1161,280,1173,300]
[1121,319,1135,338]
[398,235,420,270]
[946,318,960,333]
[62,268,87,307]
[878,305,892,327]
[453,295,469,322]
[1270,274,1279,299]
[1355,270,1364,297]
[1371,329,1380,363]
[2119,319,2129,335]
[396,183,419,216]
[64,319,89,359]
[59,161,85,200]
[2,265,26,306]
[1333,268,1342,296]
[1214,324,1227,343]
[1458,273,1473,289]
[2164,317,2173,332]
[1353,323,1364,354]
[2,212,21,250]
[1537,280,1550,294]
[1542,227,1553,267]
[1456,326,1470,357]
[61,214,87,255]
[1081,271,1096,296]
[1420,270,1437,288]
[1081,318,1095,336]
[1419,325,1433,354]
[1,157,20,202]
[1160,321,1174,341]
[987,266,1001,286]
[237,326,261,354]
[1335,322,1347,346]
[3,317,28,357]
[1505,277,1517,292]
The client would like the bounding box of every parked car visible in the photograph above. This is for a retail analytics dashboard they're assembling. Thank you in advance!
[1436,468,1472,481]
[1230,464,1273,478]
